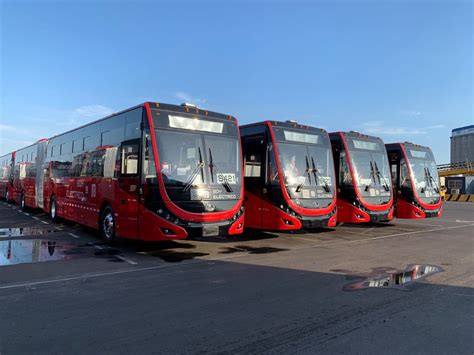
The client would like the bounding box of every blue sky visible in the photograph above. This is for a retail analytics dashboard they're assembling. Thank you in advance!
[1,0,472,163]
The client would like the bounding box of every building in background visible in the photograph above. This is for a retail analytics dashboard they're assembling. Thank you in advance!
[450,125,474,164]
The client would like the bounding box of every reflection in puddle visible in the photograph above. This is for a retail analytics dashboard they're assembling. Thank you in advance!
[344,264,443,291]
[0,228,60,238]
[0,239,85,266]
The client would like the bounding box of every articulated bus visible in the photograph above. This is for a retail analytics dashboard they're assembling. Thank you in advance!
[386,142,442,218]
[31,102,244,242]
[330,131,393,223]
[0,152,15,201]
[12,140,48,210]
[240,121,337,231]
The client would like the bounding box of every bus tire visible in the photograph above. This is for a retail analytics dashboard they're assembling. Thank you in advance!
[20,192,26,210]
[100,205,116,243]
[50,196,58,222]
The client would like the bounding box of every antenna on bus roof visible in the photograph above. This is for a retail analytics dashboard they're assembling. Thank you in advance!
[181,102,197,108]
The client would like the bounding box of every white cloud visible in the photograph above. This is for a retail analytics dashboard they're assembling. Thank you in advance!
[401,110,422,117]
[360,121,445,136]
[71,105,114,119]
[0,123,16,132]
[175,92,207,106]
[426,124,445,129]
[364,126,426,135]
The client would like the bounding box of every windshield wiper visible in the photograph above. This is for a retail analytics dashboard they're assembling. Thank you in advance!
[424,167,440,193]
[183,147,205,192]
[296,156,311,192]
[365,161,377,191]
[311,156,331,193]
[208,147,233,193]
[373,161,390,192]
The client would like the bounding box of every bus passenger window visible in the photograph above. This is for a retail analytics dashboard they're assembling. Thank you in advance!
[339,151,352,186]
[143,136,157,182]
[244,140,262,178]
[121,143,139,176]
[266,143,279,184]
[400,158,410,188]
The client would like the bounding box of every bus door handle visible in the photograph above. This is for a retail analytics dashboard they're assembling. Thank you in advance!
[262,188,267,194]
[138,187,143,195]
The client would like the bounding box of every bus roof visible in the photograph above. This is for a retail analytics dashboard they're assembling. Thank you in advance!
[329,131,385,142]
[240,120,327,133]
[47,101,237,142]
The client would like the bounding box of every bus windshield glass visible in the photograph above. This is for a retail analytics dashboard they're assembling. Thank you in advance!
[345,137,392,200]
[405,147,440,201]
[153,112,242,204]
[273,128,335,202]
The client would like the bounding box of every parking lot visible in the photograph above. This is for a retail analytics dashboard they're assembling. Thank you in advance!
[0,201,473,353]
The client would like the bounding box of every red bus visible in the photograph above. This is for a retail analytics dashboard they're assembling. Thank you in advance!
[330,132,394,223]
[0,152,15,202]
[40,102,244,242]
[386,142,442,218]
[240,121,337,231]
[12,140,48,210]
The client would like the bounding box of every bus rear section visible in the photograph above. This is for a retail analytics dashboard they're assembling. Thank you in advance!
[240,121,337,231]
[386,142,442,219]
[330,132,394,223]
[43,102,244,242]
[0,152,15,202]
[12,140,47,210]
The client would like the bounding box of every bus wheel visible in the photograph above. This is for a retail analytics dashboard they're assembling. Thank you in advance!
[100,206,116,243]
[50,196,57,222]
[20,192,26,210]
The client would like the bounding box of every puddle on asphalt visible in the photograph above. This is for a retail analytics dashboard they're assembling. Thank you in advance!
[0,239,124,266]
[0,227,60,238]
[344,264,443,291]
[0,239,85,266]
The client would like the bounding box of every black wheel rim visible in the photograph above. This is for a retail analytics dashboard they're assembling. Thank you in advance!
[102,210,114,240]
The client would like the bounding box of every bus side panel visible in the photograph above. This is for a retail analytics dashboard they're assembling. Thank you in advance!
[243,191,262,229]
[24,175,36,208]
[114,177,139,240]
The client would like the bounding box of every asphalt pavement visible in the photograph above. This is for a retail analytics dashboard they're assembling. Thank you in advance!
[0,200,473,354]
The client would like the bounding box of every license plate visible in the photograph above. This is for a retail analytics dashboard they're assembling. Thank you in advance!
[202,225,220,237]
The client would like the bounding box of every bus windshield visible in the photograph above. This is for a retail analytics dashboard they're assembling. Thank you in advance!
[155,128,242,202]
[278,142,335,199]
[271,127,335,207]
[346,137,392,201]
[405,148,440,202]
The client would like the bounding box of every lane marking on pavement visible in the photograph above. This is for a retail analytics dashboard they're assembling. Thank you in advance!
[93,244,104,250]
[23,212,30,216]
[1,223,472,291]
[347,223,474,244]
[67,233,80,239]
[55,226,63,230]
[456,219,474,223]
[41,221,49,225]
[32,217,40,221]
[115,255,138,265]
